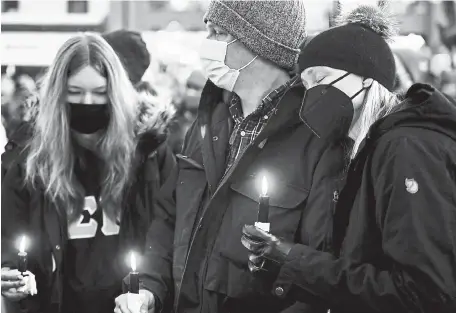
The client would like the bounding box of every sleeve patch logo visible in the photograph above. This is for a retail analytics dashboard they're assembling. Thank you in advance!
[405,178,419,194]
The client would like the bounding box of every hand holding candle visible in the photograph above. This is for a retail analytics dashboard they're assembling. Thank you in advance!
[16,236,37,296]
[255,176,270,232]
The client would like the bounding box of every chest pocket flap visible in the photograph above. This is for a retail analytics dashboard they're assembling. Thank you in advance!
[214,175,309,278]
[230,175,309,209]
[224,175,309,258]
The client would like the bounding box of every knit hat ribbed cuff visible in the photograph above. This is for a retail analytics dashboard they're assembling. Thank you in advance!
[204,1,302,70]
[301,56,393,92]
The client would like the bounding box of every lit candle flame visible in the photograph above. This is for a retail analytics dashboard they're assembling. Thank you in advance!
[262,176,268,196]
[19,236,27,254]
[130,252,137,272]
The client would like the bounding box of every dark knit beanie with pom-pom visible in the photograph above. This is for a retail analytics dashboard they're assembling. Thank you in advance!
[102,30,150,85]
[299,4,397,91]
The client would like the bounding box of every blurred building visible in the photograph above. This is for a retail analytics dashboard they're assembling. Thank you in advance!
[106,0,209,31]
[1,0,109,31]
[1,0,110,77]
[105,0,333,33]
[2,0,455,81]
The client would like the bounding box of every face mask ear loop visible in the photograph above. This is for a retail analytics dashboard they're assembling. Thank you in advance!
[290,75,302,88]
[238,55,258,71]
[227,38,238,45]
[327,72,351,89]
[350,84,371,100]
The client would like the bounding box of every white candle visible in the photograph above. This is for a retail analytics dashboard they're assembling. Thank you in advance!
[129,252,139,293]
[255,176,270,232]
[18,236,28,273]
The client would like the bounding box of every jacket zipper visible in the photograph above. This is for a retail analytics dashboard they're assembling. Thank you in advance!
[174,140,256,312]
[333,190,339,204]
[175,86,292,311]
[325,183,340,253]
[175,165,237,312]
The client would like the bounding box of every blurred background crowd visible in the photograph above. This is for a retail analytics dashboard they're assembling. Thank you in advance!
[1,0,456,154]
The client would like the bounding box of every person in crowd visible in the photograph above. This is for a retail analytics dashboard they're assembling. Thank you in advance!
[16,75,38,99]
[242,5,456,313]
[0,121,7,157]
[1,74,37,140]
[1,32,176,313]
[115,1,355,313]
[1,75,21,140]
[102,29,152,90]
[1,29,158,179]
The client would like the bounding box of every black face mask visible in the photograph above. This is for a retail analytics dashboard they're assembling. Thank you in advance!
[68,103,110,134]
[299,73,366,140]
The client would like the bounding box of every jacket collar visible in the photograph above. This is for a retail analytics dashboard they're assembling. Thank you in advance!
[197,78,304,138]
[196,79,305,192]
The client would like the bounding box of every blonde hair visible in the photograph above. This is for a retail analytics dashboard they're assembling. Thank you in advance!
[350,80,401,159]
[25,33,139,222]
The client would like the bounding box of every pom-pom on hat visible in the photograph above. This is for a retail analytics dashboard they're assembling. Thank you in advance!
[102,30,151,85]
[299,4,397,91]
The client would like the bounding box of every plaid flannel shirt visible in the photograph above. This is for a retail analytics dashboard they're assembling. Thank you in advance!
[225,77,297,171]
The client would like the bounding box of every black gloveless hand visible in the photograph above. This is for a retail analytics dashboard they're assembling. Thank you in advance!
[241,224,294,274]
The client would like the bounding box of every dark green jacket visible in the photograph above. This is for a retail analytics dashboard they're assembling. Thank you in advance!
[141,80,351,313]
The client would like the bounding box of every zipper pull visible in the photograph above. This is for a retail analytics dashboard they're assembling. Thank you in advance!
[332,190,339,203]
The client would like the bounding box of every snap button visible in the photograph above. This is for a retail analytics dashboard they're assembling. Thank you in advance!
[55,245,61,250]
[263,115,269,120]
[212,136,218,141]
[240,131,246,136]
[275,286,284,296]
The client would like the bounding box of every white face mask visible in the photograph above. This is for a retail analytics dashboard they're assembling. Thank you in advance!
[199,38,258,92]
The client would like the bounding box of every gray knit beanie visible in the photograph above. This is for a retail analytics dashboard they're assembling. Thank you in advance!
[203,0,307,70]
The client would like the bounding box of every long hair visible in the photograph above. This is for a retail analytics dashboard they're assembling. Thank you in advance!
[25,33,139,222]
[350,80,402,159]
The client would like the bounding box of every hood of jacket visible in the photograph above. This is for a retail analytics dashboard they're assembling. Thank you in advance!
[369,83,456,143]
[8,90,176,156]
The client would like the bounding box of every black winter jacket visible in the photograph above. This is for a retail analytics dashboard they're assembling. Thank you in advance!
[1,94,176,313]
[273,84,456,313]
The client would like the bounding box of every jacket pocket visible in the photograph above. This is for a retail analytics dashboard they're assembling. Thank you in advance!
[206,175,308,298]
[218,175,309,269]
